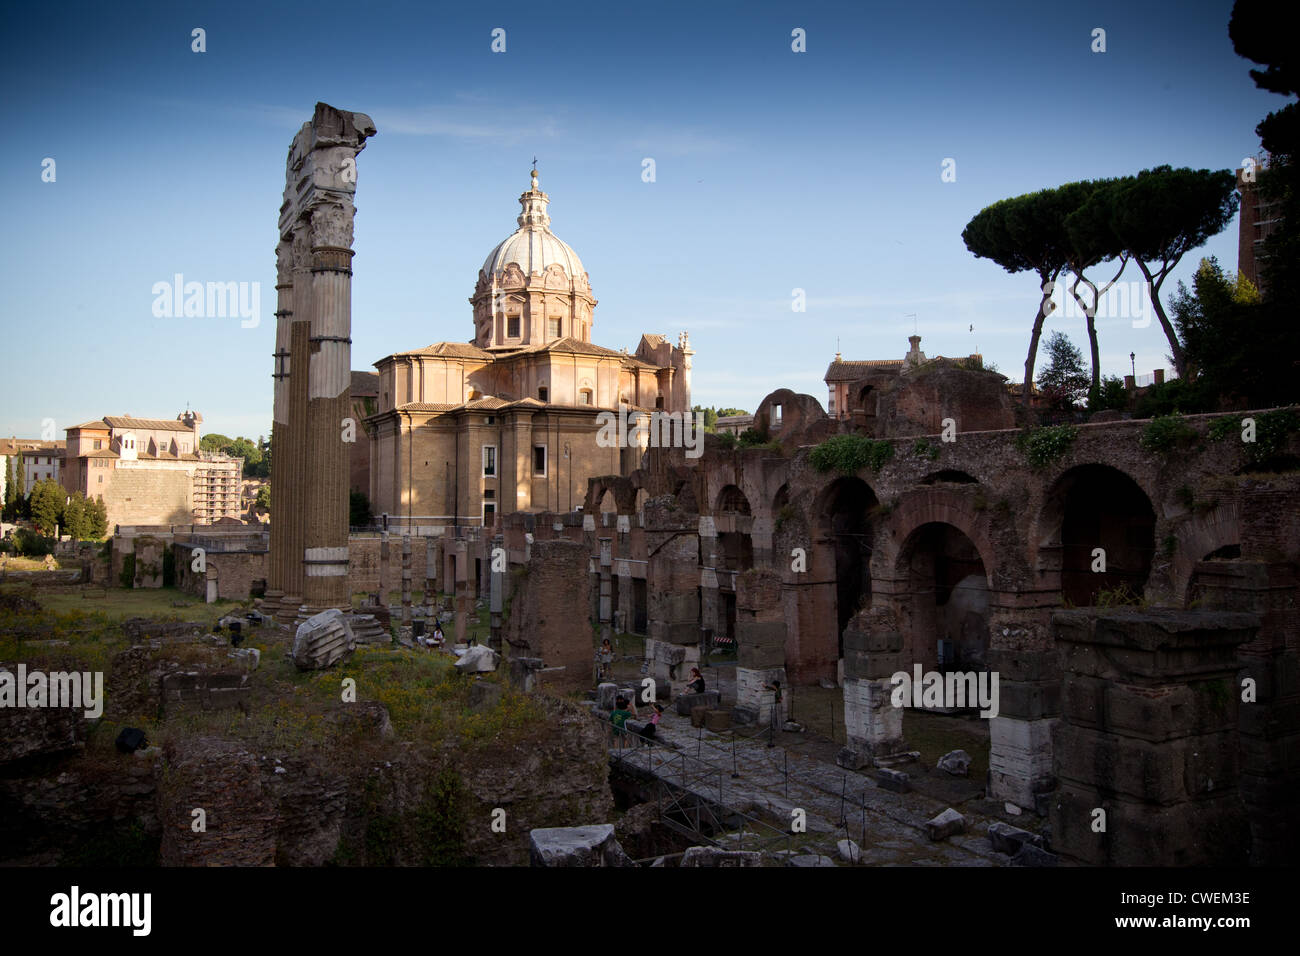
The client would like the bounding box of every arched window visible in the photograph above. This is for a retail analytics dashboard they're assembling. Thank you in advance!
[579,389,593,405]
[538,386,549,402]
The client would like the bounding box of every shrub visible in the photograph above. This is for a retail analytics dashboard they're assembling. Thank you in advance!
[1133,377,1215,419]
[1140,414,1198,455]
[809,435,894,474]
[911,438,940,461]
[1014,425,1078,469]
[13,527,54,556]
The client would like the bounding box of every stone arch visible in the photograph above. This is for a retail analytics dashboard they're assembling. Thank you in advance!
[598,488,618,514]
[715,484,752,516]
[891,521,992,673]
[1172,501,1243,604]
[811,476,880,652]
[875,487,999,584]
[1034,463,1156,606]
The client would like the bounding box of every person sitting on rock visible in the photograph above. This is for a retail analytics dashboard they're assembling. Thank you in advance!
[640,702,664,743]
[684,667,705,695]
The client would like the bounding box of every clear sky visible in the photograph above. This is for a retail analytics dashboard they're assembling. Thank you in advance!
[1,0,1284,440]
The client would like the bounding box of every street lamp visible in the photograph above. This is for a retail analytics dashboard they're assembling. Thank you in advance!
[1130,352,1136,378]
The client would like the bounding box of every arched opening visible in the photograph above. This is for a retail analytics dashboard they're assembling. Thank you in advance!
[1042,464,1156,606]
[715,484,753,573]
[897,522,990,673]
[715,485,751,516]
[857,384,874,412]
[633,488,648,516]
[598,489,617,515]
[538,386,549,402]
[816,477,878,653]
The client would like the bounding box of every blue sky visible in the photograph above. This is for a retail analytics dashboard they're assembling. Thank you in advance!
[1,0,1285,440]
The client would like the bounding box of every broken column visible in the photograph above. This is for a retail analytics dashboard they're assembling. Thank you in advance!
[734,568,787,725]
[271,103,376,622]
[838,606,907,769]
[424,536,437,613]
[291,608,357,670]
[1051,607,1257,866]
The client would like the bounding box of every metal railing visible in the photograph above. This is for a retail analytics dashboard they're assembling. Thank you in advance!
[605,721,795,859]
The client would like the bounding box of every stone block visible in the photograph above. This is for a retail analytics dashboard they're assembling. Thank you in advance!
[987,821,1045,856]
[1010,844,1059,867]
[1052,724,1237,804]
[704,709,731,732]
[690,705,707,728]
[675,691,721,716]
[995,680,1061,720]
[875,768,910,793]
[937,749,971,776]
[528,825,635,867]
[679,847,762,867]
[926,808,966,841]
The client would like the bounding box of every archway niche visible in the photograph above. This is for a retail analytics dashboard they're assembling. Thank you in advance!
[815,476,878,656]
[1041,464,1155,606]
[896,522,990,674]
[598,489,617,515]
[715,484,753,572]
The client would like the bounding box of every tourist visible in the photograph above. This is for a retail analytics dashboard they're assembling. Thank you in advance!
[684,667,705,695]
[597,637,614,681]
[432,622,444,647]
[610,696,634,748]
[640,702,664,743]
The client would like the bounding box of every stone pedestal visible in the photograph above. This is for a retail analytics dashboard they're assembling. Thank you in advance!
[840,608,907,761]
[986,648,1060,812]
[1050,608,1258,866]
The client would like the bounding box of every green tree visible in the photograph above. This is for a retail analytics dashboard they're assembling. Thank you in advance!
[2,456,18,520]
[256,484,271,512]
[28,478,64,535]
[1170,256,1298,406]
[86,495,109,538]
[1037,331,1091,410]
[1082,166,1238,377]
[1062,178,1131,396]
[963,189,1075,405]
[62,493,88,539]
[1231,0,1300,307]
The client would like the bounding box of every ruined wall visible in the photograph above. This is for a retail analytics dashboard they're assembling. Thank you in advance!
[502,538,592,694]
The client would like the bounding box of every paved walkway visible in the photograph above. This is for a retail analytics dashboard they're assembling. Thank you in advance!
[608,706,1012,866]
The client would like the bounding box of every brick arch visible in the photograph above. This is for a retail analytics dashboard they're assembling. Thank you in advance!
[1171,502,1243,603]
[1031,462,1157,605]
[874,488,1000,586]
[715,483,752,515]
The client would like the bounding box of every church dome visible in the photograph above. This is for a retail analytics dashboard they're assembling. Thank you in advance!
[481,170,586,287]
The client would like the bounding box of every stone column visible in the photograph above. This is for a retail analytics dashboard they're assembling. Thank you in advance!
[598,536,613,643]
[837,606,907,769]
[263,239,294,618]
[424,536,437,612]
[401,533,412,625]
[378,530,390,604]
[698,515,722,645]
[283,105,375,620]
[734,568,787,725]
[615,515,632,633]
[1051,608,1258,866]
[644,501,700,688]
[489,533,504,652]
[986,647,1061,812]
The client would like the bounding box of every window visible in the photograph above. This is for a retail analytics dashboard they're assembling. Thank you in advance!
[484,490,495,499]
[534,445,547,477]
[580,389,593,405]
[93,439,102,450]
[97,475,103,484]
[772,404,783,428]
[486,416,496,425]
[547,316,561,338]
[538,386,549,402]
[482,445,496,476]
[507,315,520,338]
[655,395,664,410]
[482,501,496,523]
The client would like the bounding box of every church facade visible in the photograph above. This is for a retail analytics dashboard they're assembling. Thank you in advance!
[366,170,693,528]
